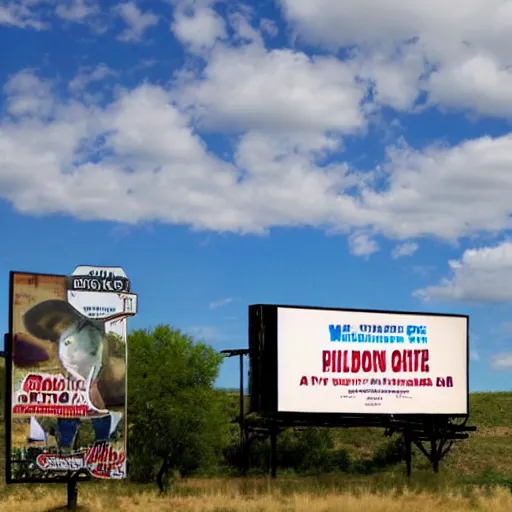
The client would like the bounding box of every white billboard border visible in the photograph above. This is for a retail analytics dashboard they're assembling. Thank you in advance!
[249,303,470,419]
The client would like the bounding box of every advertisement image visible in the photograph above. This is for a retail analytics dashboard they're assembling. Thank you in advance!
[8,266,137,483]
[276,307,468,416]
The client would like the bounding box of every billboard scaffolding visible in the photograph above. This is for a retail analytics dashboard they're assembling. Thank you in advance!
[222,304,476,478]
[5,266,137,487]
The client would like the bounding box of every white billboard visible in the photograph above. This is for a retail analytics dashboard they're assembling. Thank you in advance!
[277,307,468,415]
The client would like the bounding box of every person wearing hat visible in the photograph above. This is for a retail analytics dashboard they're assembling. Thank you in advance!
[14,299,126,450]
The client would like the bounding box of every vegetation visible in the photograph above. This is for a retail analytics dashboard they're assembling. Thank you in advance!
[1,479,512,512]
[1,326,512,510]
[127,325,229,489]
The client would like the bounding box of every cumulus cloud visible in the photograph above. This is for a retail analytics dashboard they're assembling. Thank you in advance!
[0,1,49,30]
[69,64,117,94]
[279,0,512,117]
[391,242,418,259]
[3,69,55,118]
[56,0,99,22]
[208,297,234,309]
[1,0,102,30]
[4,63,512,250]
[115,2,159,42]
[5,4,512,264]
[490,353,512,370]
[188,325,221,342]
[171,6,226,54]
[348,231,379,258]
[0,70,360,233]
[176,41,367,135]
[414,241,512,302]
[361,136,512,241]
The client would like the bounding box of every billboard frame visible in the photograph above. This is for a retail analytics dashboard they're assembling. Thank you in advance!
[224,303,476,479]
[5,268,135,486]
[6,270,94,485]
[248,303,470,421]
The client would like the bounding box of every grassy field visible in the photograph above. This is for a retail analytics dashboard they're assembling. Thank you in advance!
[0,477,512,511]
[1,387,512,510]
[328,392,512,477]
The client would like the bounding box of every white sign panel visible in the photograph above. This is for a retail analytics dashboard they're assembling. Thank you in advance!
[277,307,468,415]
[67,290,138,320]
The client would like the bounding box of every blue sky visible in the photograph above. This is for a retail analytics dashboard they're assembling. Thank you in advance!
[2,0,512,392]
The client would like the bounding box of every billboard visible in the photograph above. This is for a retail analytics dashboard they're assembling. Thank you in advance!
[249,305,469,416]
[7,266,137,483]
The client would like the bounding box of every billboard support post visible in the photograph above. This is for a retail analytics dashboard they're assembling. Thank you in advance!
[220,349,250,476]
[403,429,412,477]
[66,478,78,512]
[431,439,439,473]
[270,418,278,479]
[239,352,245,464]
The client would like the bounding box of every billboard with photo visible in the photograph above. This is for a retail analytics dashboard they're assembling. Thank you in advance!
[249,305,469,417]
[6,266,137,483]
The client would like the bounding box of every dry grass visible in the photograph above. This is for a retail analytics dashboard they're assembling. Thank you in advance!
[2,389,512,510]
[0,478,511,512]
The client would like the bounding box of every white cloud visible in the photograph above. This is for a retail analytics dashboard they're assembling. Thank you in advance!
[69,64,117,94]
[116,1,159,42]
[208,297,234,309]
[427,52,512,117]
[0,69,362,234]
[4,65,512,248]
[1,0,105,31]
[6,9,512,252]
[490,353,512,371]
[353,44,427,111]
[3,69,55,118]
[414,241,512,303]
[0,1,49,30]
[411,265,435,279]
[259,18,278,38]
[176,41,367,135]
[278,0,493,49]
[392,242,418,259]
[360,135,512,241]
[56,0,99,22]
[278,0,512,117]
[171,6,226,54]
[348,231,379,258]
[9,0,512,126]
[188,325,220,341]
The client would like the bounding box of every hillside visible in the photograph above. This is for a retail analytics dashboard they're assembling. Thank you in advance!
[223,390,512,479]
[1,379,512,484]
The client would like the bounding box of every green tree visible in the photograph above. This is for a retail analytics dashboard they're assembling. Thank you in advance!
[127,325,229,490]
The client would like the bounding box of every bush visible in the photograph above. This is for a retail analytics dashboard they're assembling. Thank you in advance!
[223,426,353,475]
[127,325,231,485]
[347,436,405,474]
[371,436,405,468]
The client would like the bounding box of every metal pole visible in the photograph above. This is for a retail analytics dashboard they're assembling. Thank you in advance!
[239,353,248,476]
[404,430,412,477]
[219,349,250,476]
[431,438,440,473]
[67,479,78,512]
[239,353,244,445]
[270,419,277,479]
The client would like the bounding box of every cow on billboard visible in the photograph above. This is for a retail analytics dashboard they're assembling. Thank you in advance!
[8,266,137,483]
